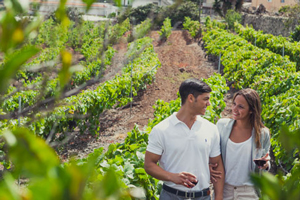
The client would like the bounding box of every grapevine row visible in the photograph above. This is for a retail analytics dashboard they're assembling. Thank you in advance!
[234,22,300,70]
[1,37,161,140]
[203,19,300,169]
[1,47,115,112]
[1,19,132,112]
[203,28,296,89]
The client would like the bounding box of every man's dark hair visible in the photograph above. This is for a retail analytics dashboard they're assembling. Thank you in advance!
[179,78,212,105]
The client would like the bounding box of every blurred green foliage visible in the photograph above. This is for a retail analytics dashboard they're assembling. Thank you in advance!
[182,16,201,39]
[224,9,241,30]
[251,128,300,200]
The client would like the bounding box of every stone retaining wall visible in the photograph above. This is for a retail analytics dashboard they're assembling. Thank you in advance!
[242,13,298,37]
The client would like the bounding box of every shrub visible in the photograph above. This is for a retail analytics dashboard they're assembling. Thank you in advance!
[278,4,300,27]
[213,0,243,17]
[108,12,116,18]
[290,24,300,42]
[278,5,291,14]
[166,1,199,26]
[118,3,161,25]
[45,7,83,24]
[225,9,241,30]
[117,2,199,28]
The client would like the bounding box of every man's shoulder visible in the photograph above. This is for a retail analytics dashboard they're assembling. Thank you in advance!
[197,116,217,128]
[152,115,173,131]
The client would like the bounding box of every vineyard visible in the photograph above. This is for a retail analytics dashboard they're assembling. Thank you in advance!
[0,0,300,200]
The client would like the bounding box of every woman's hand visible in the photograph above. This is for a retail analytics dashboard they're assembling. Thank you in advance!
[209,163,222,183]
[258,153,270,170]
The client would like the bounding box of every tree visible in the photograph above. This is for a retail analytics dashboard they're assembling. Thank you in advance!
[118,3,162,25]
[118,1,200,28]
[213,0,243,17]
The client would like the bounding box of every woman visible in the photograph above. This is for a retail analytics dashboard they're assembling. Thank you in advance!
[211,88,270,200]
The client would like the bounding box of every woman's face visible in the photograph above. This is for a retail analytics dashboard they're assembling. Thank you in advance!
[232,95,251,121]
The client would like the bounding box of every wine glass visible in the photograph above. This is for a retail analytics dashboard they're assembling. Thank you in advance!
[253,159,266,175]
[187,169,199,200]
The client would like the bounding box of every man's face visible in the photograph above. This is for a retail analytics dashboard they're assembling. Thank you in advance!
[192,92,211,115]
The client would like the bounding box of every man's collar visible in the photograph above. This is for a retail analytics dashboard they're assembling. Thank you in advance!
[170,112,181,125]
[170,112,203,125]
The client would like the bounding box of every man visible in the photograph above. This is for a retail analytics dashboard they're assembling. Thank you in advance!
[144,78,224,200]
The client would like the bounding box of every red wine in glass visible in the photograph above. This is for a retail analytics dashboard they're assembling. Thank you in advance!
[190,180,198,188]
[254,159,266,167]
[187,178,198,199]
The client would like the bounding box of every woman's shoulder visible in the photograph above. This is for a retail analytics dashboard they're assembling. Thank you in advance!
[260,127,270,137]
[216,118,233,126]
[258,127,271,145]
[216,118,234,133]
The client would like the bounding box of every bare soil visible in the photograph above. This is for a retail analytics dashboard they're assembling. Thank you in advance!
[58,30,233,161]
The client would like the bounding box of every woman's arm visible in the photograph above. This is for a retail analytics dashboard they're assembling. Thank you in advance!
[209,155,224,200]
[260,128,271,170]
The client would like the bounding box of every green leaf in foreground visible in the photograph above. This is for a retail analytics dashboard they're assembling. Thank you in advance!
[82,0,96,11]
[2,127,59,177]
[0,46,39,95]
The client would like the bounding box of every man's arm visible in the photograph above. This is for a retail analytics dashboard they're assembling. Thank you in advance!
[144,151,197,188]
[209,155,224,200]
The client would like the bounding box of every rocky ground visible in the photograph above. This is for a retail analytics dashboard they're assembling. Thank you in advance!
[56,30,234,161]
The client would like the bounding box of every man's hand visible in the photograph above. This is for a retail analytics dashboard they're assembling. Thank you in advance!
[145,151,198,188]
[171,172,198,188]
[209,163,222,183]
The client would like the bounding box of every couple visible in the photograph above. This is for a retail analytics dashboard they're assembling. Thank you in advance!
[144,78,271,200]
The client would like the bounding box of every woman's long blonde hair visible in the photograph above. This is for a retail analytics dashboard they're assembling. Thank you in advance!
[233,88,266,148]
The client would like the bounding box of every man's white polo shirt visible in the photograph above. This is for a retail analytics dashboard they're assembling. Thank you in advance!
[146,112,220,191]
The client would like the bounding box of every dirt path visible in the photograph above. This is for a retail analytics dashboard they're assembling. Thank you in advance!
[59,30,231,161]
